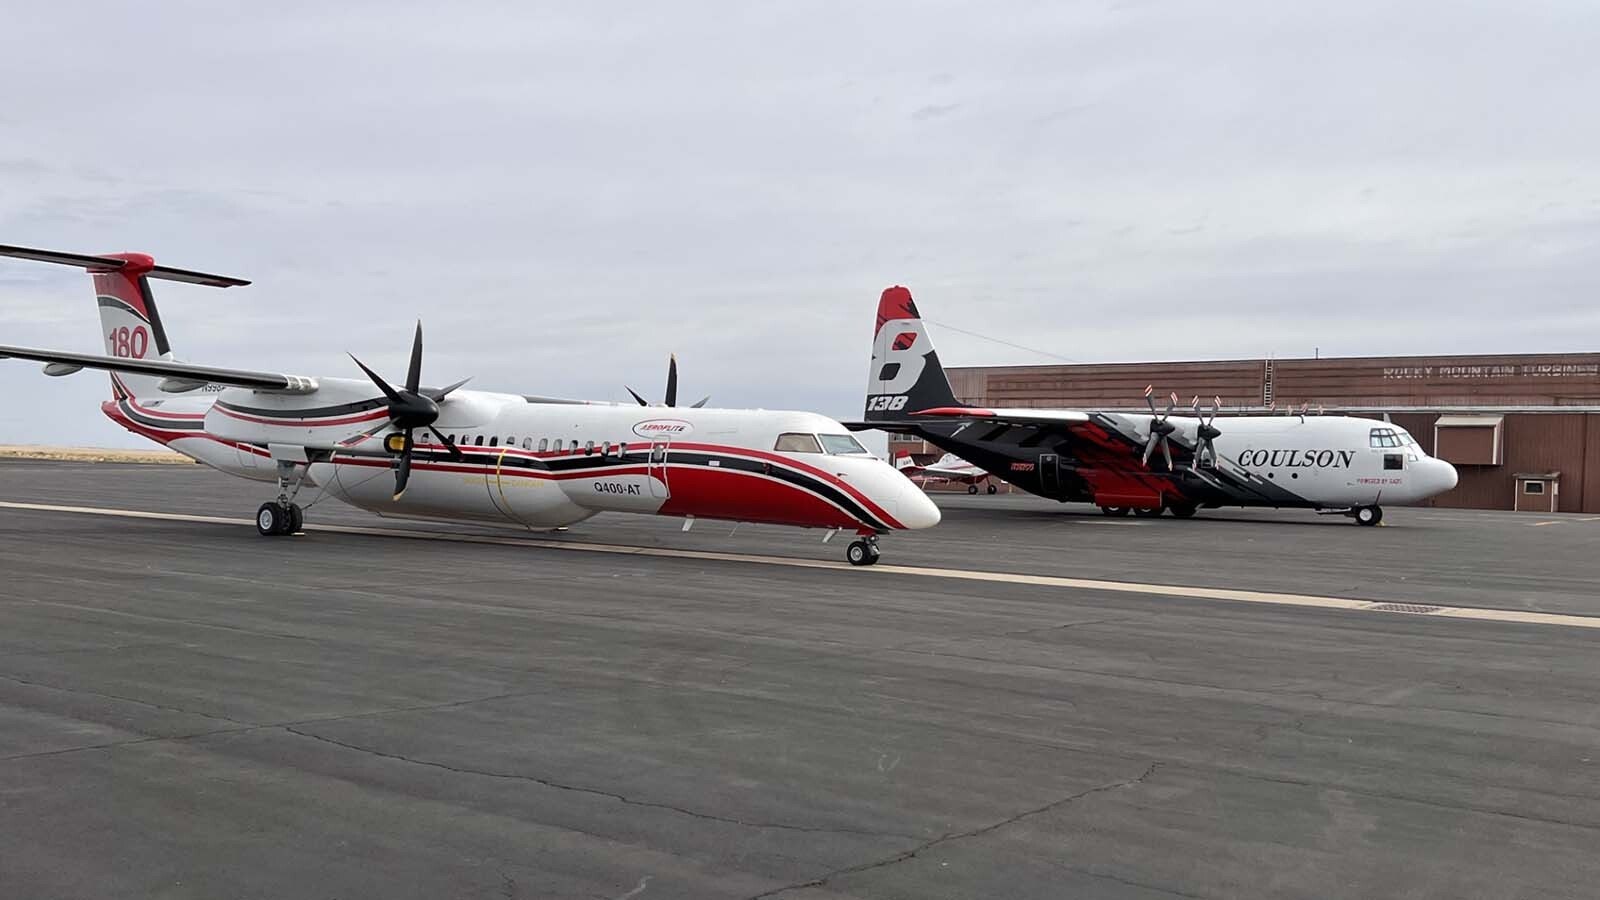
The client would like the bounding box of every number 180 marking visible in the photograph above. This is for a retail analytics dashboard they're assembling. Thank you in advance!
[108,326,149,359]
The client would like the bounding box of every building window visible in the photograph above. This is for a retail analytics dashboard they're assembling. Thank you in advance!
[1524,481,1545,495]
[1384,454,1404,471]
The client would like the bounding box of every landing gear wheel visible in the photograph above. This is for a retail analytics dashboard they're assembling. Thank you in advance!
[846,538,881,567]
[287,504,304,535]
[986,484,998,495]
[256,502,286,537]
[1168,503,1197,519]
[1133,506,1165,518]
[1354,505,1383,526]
[1100,506,1131,517]
[967,484,979,495]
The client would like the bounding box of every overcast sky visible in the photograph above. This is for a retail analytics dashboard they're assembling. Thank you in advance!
[4,1,1599,448]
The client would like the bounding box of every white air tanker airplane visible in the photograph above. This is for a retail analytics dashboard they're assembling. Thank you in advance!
[851,287,1459,525]
[895,451,1000,494]
[0,245,938,565]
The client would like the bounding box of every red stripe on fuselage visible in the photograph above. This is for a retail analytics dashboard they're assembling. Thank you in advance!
[329,455,890,531]
[214,405,390,427]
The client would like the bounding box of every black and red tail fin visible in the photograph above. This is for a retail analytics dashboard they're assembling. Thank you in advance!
[0,244,246,399]
[863,286,963,421]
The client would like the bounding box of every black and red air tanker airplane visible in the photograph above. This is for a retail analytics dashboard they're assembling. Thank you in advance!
[849,287,1459,525]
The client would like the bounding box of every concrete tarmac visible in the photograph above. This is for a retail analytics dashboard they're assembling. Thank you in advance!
[1,461,1597,899]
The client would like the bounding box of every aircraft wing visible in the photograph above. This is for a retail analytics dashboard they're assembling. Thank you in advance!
[0,344,316,393]
[846,408,1092,432]
[908,406,1091,427]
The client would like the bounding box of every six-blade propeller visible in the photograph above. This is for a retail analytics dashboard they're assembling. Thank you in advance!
[626,354,709,409]
[348,322,470,500]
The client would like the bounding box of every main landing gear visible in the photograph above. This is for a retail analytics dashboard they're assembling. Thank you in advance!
[846,535,882,567]
[256,460,309,537]
[1099,503,1198,518]
[968,483,1001,495]
[1351,505,1384,527]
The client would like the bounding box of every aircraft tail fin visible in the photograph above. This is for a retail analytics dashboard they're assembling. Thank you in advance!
[863,286,963,421]
[0,244,247,399]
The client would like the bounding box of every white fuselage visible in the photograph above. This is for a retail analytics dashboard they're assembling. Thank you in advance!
[105,380,940,534]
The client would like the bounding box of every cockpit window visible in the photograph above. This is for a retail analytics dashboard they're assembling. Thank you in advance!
[774,432,823,453]
[1369,427,1402,448]
[818,433,870,455]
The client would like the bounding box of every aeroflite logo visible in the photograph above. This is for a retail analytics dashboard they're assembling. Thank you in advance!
[633,419,693,438]
[1238,449,1357,469]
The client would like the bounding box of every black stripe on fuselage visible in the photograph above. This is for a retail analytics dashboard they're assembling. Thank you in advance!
[216,397,387,418]
[386,444,893,531]
[116,400,205,432]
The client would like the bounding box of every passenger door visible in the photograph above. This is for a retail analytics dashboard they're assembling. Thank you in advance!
[648,440,671,499]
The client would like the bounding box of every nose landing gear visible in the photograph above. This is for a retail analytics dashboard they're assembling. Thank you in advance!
[846,535,882,566]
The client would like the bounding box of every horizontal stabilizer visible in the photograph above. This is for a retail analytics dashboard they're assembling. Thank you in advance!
[0,344,315,394]
[0,244,249,287]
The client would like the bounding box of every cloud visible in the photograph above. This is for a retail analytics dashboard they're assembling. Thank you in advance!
[3,0,1599,448]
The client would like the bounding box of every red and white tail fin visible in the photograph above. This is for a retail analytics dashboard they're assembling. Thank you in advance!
[0,245,247,399]
[864,286,963,421]
[893,450,916,470]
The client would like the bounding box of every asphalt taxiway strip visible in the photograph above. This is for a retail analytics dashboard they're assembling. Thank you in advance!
[5,499,1597,632]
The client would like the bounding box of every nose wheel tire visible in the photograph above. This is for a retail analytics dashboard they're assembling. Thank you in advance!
[846,538,881,567]
[986,484,998,495]
[967,484,979,495]
[1353,505,1383,526]
[256,502,304,537]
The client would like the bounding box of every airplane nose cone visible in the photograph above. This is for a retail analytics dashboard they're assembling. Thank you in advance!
[1437,459,1459,492]
[897,481,942,530]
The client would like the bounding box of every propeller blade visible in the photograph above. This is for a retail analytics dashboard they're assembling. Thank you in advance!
[1190,395,1200,413]
[1160,436,1173,471]
[427,425,463,460]
[1168,391,1179,412]
[405,321,424,394]
[1142,434,1158,466]
[665,354,679,408]
[1144,385,1158,415]
[690,396,710,408]
[349,354,405,404]
[625,386,649,407]
[393,430,414,500]
[425,376,472,402]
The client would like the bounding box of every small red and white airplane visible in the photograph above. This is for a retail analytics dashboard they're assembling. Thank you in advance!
[0,245,938,565]
[894,451,1001,494]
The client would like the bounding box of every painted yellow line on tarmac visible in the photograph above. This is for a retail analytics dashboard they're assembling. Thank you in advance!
[4,499,1600,631]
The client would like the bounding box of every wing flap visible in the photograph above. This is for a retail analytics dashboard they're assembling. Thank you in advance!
[0,344,315,394]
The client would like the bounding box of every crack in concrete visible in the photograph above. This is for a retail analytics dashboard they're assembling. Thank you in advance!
[997,617,1132,638]
[747,761,1162,899]
[0,671,253,726]
[282,725,918,840]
